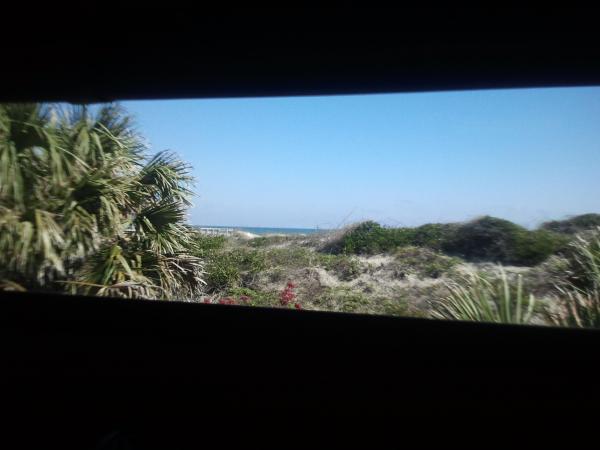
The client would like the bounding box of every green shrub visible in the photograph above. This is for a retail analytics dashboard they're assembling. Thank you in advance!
[393,246,459,278]
[318,254,362,280]
[192,234,226,257]
[430,267,537,324]
[541,214,600,235]
[441,216,524,262]
[248,236,270,247]
[320,216,572,264]
[263,247,314,268]
[313,287,372,313]
[408,223,458,250]
[204,248,267,291]
[442,216,565,265]
[227,287,278,307]
[336,221,392,254]
[204,253,241,291]
[236,249,268,274]
[512,229,569,266]
[325,218,565,265]
[326,221,431,255]
[312,286,413,317]
[248,235,293,247]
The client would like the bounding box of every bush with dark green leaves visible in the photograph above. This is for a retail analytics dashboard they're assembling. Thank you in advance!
[328,221,453,255]
[334,221,393,254]
[203,248,267,292]
[541,214,600,235]
[408,223,459,251]
[204,253,241,291]
[442,216,567,266]
[193,235,226,257]
[511,229,568,266]
[330,217,566,265]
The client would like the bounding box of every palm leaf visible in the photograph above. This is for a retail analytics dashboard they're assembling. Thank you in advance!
[0,102,204,298]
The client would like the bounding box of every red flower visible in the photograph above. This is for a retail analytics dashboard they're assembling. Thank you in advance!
[279,282,297,306]
[294,303,302,310]
[218,297,237,305]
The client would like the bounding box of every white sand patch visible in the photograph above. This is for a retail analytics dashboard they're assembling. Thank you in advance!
[358,254,395,268]
[312,267,340,288]
[455,262,533,276]
[233,230,259,240]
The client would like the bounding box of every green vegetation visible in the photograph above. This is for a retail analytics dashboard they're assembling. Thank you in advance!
[201,244,364,292]
[393,246,459,279]
[558,229,600,291]
[313,286,409,316]
[313,287,371,313]
[204,252,242,291]
[429,228,600,328]
[442,216,568,266]
[329,216,568,266]
[541,214,600,235]
[0,103,204,299]
[248,235,294,247]
[203,248,267,292]
[318,254,362,280]
[3,103,600,328]
[326,221,457,255]
[193,235,227,256]
[167,217,600,326]
[226,287,278,307]
[545,229,600,328]
[431,268,537,324]
[326,221,392,254]
[402,223,458,251]
[548,287,600,328]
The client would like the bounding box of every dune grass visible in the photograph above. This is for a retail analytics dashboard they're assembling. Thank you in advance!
[430,267,536,324]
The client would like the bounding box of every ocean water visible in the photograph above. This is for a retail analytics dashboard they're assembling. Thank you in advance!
[195,225,326,235]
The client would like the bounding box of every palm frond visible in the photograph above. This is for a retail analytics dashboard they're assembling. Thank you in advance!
[130,200,192,253]
[0,102,204,298]
[139,251,205,300]
[0,279,26,292]
[70,244,160,299]
[137,151,194,206]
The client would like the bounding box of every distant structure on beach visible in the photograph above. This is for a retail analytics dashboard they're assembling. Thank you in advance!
[194,225,325,236]
[197,227,235,236]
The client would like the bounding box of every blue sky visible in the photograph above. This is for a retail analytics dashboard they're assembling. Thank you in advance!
[123,87,600,229]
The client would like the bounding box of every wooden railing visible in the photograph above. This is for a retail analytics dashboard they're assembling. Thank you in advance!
[197,227,235,236]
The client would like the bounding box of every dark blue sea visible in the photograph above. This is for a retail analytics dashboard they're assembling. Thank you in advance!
[195,225,326,235]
